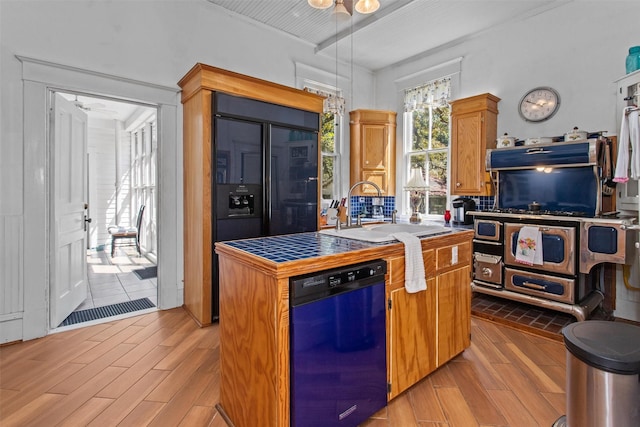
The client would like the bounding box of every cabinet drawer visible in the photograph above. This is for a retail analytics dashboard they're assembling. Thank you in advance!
[436,241,471,271]
[388,250,435,290]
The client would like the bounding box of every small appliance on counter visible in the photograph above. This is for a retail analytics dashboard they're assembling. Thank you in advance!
[452,197,476,225]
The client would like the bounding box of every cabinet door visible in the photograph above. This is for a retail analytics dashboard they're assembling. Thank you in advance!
[451,111,484,195]
[388,280,436,399]
[359,124,389,194]
[437,265,471,366]
[349,110,396,196]
[362,124,388,170]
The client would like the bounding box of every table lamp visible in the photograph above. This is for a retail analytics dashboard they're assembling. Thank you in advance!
[404,167,429,224]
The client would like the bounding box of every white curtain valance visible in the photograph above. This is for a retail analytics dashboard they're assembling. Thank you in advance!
[304,87,345,116]
[403,76,451,112]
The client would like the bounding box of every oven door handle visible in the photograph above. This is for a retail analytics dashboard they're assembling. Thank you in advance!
[473,239,502,246]
[524,148,552,155]
[521,281,546,291]
[621,224,640,231]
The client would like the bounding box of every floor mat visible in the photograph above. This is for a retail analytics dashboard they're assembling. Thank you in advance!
[59,298,155,327]
[133,266,157,280]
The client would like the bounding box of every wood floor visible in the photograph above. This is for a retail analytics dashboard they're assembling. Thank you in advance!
[0,308,566,426]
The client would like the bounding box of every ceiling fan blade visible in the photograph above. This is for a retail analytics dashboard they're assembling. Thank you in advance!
[84,102,106,109]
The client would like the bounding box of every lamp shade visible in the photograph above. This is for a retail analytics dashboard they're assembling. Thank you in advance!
[405,167,429,190]
[308,0,333,9]
[355,0,380,14]
[333,0,351,17]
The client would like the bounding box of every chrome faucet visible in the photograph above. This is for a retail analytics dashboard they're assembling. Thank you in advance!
[346,180,382,227]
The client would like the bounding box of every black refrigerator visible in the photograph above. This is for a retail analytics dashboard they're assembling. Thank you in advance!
[211,92,320,320]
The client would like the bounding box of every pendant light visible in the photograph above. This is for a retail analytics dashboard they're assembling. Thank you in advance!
[355,0,380,14]
[308,0,332,9]
[309,0,380,16]
[333,0,351,18]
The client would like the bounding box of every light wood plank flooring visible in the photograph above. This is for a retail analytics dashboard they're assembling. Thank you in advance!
[0,308,566,426]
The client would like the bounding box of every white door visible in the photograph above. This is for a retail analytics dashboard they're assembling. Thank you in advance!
[49,93,89,327]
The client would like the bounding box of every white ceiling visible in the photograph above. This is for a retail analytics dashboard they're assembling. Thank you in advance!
[205,0,570,71]
[60,93,153,123]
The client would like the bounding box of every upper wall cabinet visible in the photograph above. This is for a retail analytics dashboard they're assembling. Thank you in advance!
[349,109,397,196]
[450,93,500,196]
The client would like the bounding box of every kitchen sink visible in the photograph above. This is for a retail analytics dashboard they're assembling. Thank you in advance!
[319,223,452,243]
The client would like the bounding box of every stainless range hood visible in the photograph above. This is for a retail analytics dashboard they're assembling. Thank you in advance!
[486,139,599,170]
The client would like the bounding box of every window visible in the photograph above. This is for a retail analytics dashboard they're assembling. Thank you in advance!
[403,77,451,216]
[304,85,345,201]
[130,116,157,254]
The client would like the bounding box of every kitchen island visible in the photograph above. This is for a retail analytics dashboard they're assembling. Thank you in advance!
[214,227,473,427]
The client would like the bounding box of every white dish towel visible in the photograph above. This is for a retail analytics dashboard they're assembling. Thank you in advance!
[392,232,427,293]
[515,226,543,266]
[614,107,640,182]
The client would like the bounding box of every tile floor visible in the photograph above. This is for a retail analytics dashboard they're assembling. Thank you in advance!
[471,292,578,341]
[78,246,157,312]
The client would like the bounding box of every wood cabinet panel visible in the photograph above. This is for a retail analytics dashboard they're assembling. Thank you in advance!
[437,265,472,366]
[388,280,437,399]
[217,254,290,427]
[350,110,397,195]
[450,93,499,196]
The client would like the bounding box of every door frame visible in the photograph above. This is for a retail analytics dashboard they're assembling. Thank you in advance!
[19,55,181,340]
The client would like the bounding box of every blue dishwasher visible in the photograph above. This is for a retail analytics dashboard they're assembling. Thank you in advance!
[290,259,387,427]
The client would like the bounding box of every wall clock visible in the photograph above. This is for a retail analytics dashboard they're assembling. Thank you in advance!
[518,87,560,122]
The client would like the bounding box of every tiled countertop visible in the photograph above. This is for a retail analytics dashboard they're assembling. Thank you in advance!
[222,232,382,263]
[221,223,472,264]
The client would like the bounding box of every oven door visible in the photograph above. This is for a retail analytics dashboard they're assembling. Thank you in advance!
[474,219,502,241]
[504,268,575,304]
[473,252,503,288]
[504,222,576,275]
[579,220,628,274]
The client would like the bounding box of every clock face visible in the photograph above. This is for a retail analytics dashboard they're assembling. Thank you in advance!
[518,87,560,122]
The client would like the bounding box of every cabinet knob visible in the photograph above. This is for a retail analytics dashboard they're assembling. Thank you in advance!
[456,182,461,187]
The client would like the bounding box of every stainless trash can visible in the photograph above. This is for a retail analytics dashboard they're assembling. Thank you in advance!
[560,320,640,427]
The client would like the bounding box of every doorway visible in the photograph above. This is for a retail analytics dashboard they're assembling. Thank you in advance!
[56,91,158,326]
[19,55,181,342]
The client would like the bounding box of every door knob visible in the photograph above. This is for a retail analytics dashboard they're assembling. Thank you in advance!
[84,215,92,231]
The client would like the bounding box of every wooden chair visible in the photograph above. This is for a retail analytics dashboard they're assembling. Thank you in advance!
[108,205,145,257]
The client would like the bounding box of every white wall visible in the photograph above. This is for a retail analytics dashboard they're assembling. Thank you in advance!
[0,0,372,342]
[376,2,638,138]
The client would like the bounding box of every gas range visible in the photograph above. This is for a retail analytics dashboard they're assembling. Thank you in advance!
[470,209,634,225]
[469,136,636,321]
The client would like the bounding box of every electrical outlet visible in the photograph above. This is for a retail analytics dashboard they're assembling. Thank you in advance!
[452,245,458,264]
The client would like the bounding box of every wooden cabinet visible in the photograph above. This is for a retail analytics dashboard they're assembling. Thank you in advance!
[386,233,472,399]
[349,109,397,195]
[178,64,323,326]
[450,93,500,196]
